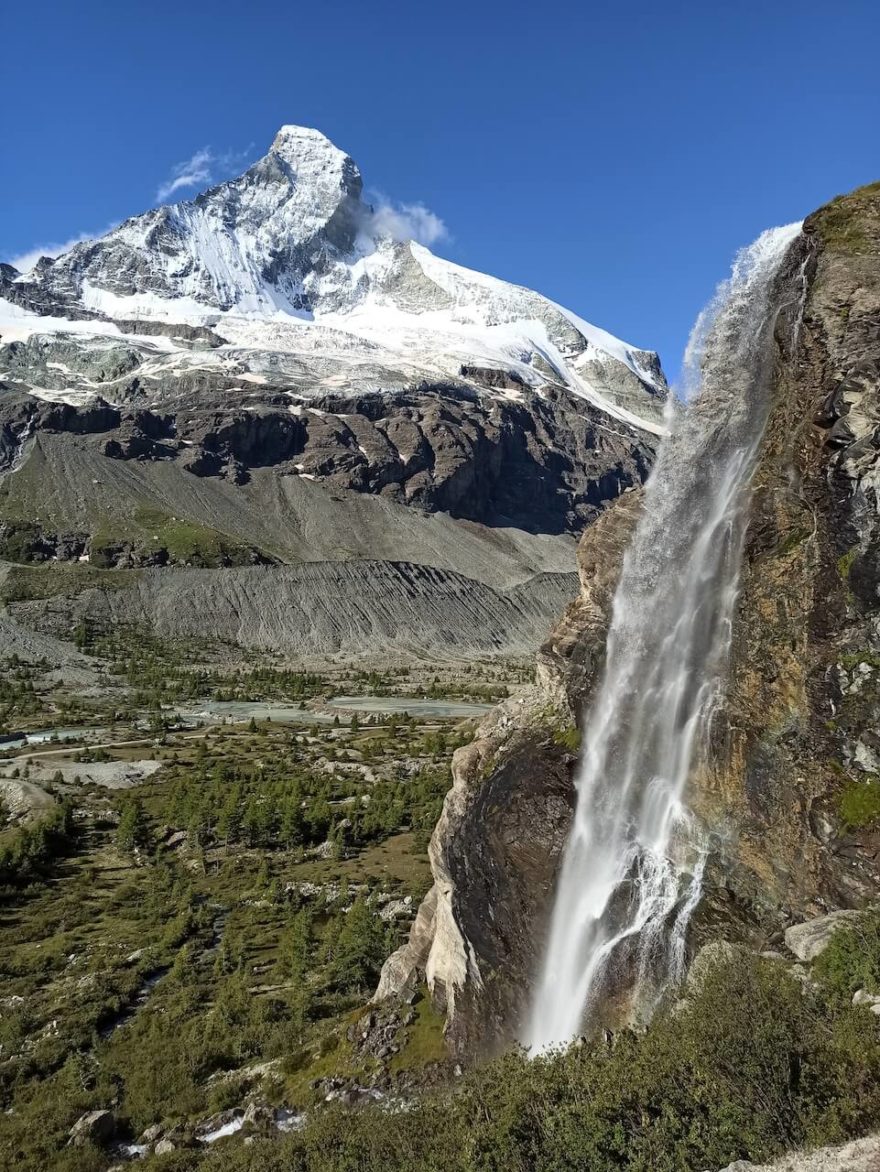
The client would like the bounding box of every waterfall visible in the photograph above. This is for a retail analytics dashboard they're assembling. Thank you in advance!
[526,222,804,1053]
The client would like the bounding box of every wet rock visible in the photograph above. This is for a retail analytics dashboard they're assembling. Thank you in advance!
[243,1101,275,1129]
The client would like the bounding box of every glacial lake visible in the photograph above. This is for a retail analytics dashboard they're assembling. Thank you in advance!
[0,696,493,755]
[0,727,101,752]
[175,696,492,725]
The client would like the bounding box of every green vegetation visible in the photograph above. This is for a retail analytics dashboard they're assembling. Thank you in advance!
[0,508,267,570]
[552,723,581,753]
[838,545,860,582]
[0,681,479,1169]
[126,945,880,1172]
[86,507,261,569]
[13,637,880,1172]
[0,563,135,604]
[0,800,76,886]
[838,775,880,829]
[814,911,880,1001]
[838,650,880,672]
[778,526,810,557]
[0,655,47,730]
[818,181,880,255]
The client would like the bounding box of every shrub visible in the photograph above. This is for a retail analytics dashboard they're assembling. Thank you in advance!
[814,911,880,1001]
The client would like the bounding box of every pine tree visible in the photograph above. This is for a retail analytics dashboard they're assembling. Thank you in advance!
[116,797,149,852]
[285,905,314,1033]
[329,894,388,992]
[279,795,305,848]
[216,789,242,849]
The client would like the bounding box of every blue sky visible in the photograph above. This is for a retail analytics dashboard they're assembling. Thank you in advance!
[4,0,879,381]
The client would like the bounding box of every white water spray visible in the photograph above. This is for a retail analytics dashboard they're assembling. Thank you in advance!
[526,223,804,1053]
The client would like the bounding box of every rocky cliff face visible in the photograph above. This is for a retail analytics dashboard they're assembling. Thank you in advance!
[698,183,880,922]
[0,126,666,661]
[375,181,880,1052]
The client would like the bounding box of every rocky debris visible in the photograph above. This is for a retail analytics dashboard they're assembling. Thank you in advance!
[8,560,579,665]
[242,1101,275,1130]
[0,777,57,822]
[9,758,163,792]
[206,1058,282,1086]
[378,896,413,921]
[783,911,862,962]
[68,1109,116,1147]
[347,1005,405,1061]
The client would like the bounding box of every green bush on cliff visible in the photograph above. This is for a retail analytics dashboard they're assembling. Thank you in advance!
[815,910,880,1001]
[552,723,581,752]
[838,776,880,830]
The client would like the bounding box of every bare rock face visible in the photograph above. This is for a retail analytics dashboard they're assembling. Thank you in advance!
[783,911,862,962]
[68,1110,116,1147]
[695,182,880,923]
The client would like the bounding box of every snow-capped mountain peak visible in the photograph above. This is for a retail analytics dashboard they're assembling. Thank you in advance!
[1,125,667,433]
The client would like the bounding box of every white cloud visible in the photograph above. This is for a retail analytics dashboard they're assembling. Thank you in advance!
[156,145,254,202]
[365,198,448,247]
[156,147,214,200]
[5,225,118,274]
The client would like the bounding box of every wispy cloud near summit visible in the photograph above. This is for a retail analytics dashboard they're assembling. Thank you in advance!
[156,145,254,202]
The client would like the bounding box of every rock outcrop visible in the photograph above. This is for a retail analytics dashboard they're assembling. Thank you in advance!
[695,183,880,923]
[709,1132,880,1172]
[375,181,880,1052]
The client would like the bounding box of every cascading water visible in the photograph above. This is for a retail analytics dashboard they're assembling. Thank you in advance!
[526,222,804,1053]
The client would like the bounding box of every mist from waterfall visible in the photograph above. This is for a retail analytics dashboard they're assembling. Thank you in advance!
[526,222,804,1053]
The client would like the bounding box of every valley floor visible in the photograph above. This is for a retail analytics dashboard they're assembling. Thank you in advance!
[0,628,523,1169]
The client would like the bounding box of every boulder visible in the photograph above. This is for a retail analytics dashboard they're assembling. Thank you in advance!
[784,911,862,962]
[687,941,740,989]
[243,1101,274,1128]
[711,1132,880,1170]
[68,1109,115,1147]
